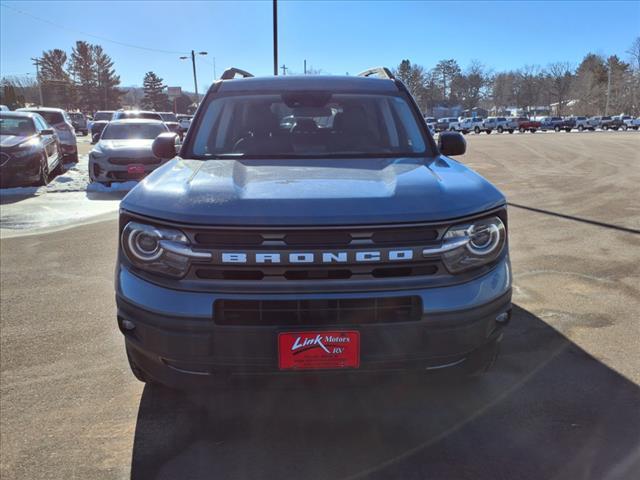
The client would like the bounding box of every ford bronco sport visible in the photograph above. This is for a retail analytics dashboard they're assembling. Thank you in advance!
[116,67,512,388]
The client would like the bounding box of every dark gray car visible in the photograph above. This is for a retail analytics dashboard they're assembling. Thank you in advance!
[115,68,512,389]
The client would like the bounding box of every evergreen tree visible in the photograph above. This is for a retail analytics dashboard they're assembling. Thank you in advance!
[69,41,97,111]
[38,49,73,108]
[94,46,123,110]
[142,71,168,111]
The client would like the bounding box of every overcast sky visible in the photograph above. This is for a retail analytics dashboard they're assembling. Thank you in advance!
[1,0,639,91]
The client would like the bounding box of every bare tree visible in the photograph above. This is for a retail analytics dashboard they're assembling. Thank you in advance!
[546,62,574,115]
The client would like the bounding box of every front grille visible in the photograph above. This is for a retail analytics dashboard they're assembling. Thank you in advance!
[108,157,161,165]
[183,223,446,281]
[215,296,422,326]
[192,226,439,248]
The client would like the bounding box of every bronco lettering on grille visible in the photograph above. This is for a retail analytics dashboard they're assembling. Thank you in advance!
[219,249,415,264]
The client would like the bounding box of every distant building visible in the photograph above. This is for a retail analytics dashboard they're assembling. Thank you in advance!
[461,107,489,118]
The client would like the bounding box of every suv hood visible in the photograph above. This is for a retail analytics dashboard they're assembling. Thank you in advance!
[121,157,506,226]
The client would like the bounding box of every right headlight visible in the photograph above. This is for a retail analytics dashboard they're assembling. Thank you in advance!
[121,221,211,278]
[424,216,506,274]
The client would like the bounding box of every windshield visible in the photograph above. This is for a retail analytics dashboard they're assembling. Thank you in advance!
[101,122,166,139]
[191,92,429,158]
[117,111,162,120]
[160,113,178,122]
[0,116,35,136]
[25,110,64,125]
[94,111,113,121]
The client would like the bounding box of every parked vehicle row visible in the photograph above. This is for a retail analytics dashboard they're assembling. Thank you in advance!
[427,113,640,134]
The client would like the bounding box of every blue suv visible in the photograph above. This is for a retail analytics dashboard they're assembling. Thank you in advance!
[115,67,512,388]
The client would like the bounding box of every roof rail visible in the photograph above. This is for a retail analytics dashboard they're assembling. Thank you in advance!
[220,67,255,80]
[357,67,395,80]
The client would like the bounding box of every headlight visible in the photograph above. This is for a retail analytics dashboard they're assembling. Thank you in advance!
[121,222,211,278]
[423,216,506,273]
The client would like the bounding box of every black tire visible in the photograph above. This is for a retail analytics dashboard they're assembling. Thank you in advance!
[497,126,503,133]
[554,126,560,132]
[530,128,537,133]
[474,126,480,134]
[565,128,571,132]
[449,127,456,132]
[508,129,514,134]
[602,125,608,130]
[53,156,65,176]
[519,127,525,133]
[621,124,628,131]
[578,125,584,131]
[36,155,49,186]
[486,129,492,134]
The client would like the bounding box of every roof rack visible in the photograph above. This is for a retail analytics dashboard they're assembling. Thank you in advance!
[357,67,395,80]
[220,67,255,80]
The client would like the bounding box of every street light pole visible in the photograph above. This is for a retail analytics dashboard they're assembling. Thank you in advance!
[273,0,278,76]
[191,50,198,100]
[180,51,207,102]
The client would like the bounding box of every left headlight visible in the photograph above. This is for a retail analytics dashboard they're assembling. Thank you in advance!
[121,221,211,278]
[424,216,506,274]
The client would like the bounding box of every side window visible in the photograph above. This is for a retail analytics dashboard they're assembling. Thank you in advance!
[34,116,48,131]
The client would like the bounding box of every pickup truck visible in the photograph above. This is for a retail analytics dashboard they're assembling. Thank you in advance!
[514,117,541,133]
[540,116,572,132]
[115,67,512,389]
[616,115,634,131]
[458,117,485,134]
[600,116,624,130]
[566,116,592,131]
[483,117,514,134]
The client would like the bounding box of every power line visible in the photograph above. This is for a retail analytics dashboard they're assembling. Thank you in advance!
[0,2,190,55]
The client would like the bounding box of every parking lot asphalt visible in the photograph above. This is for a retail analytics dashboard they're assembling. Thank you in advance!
[1,132,639,479]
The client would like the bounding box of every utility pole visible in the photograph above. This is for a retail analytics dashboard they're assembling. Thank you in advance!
[281,64,288,76]
[273,0,278,76]
[605,58,612,116]
[30,57,44,106]
[304,59,307,75]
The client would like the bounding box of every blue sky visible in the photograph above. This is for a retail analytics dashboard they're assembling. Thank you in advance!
[1,0,639,91]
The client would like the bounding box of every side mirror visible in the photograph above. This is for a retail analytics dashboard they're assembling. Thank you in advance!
[92,133,101,144]
[438,131,466,156]
[152,132,180,160]
[40,129,54,135]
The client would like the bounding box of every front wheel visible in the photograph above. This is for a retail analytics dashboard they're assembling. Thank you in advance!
[508,129,514,134]
[602,125,608,130]
[554,126,560,132]
[565,128,571,132]
[474,126,480,134]
[621,124,628,131]
[519,127,525,133]
[578,125,584,131]
[497,126,504,133]
[530,128,537,133]
[486,129,492,134]
[36,155,49,186]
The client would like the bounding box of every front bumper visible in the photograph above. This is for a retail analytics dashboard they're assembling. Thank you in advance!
[89,155,163,183]
[0,152,41,187]
[116,256,512,387]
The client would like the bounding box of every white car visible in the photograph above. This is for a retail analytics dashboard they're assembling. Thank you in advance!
[17,107,78,162]
[483,117,515,134]
[630,118,640,130]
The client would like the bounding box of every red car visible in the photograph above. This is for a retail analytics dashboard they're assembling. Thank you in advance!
[515,117,541,133]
